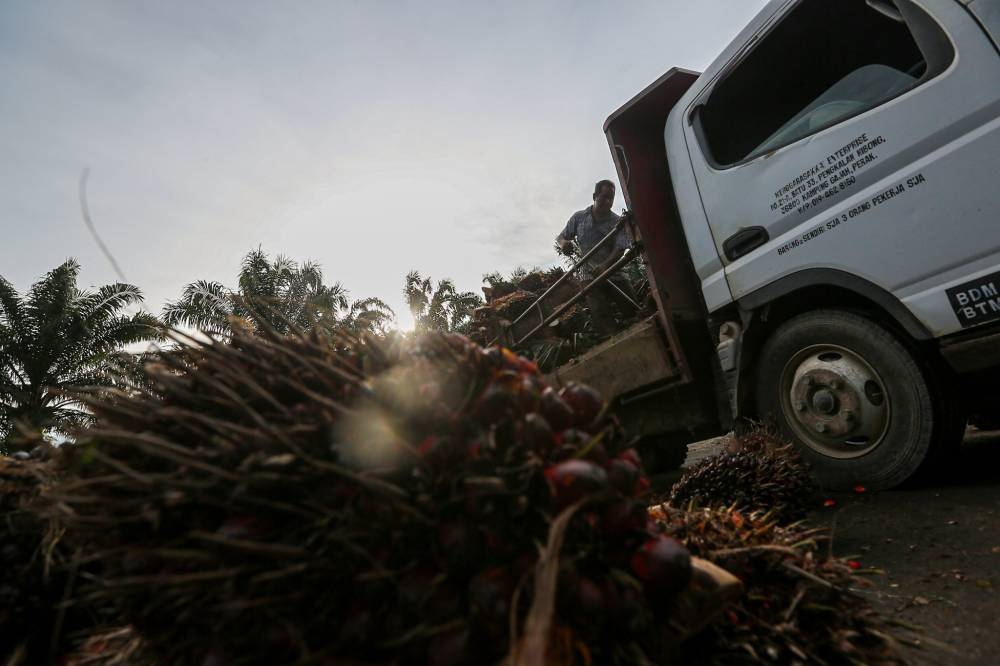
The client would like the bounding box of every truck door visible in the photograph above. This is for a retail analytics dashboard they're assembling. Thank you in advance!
[683,0,1000,337]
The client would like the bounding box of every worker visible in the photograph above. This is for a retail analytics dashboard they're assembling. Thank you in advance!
[556,179,639,337]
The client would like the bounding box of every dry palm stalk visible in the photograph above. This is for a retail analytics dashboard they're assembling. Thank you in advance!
[0,455,79,665]
[650,504,906,666]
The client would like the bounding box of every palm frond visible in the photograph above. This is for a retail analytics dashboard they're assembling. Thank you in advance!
[0,259,157,442]
[26,259,80,324]
[162,280,233,333]
[78,283,146,328]
[0,275,25,331]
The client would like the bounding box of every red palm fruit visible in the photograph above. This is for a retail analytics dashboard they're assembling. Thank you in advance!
[539,387,575,431]
[580,440,609,466]
[520,357,540,375]
[501,347,538,375]
[544,460,608,508]
[618,448,642,467]
[417,435,445,458]
[483,346,505,369]
[558,383,604,426]
[573,576,605,620]
[601,500,648,538]
[465,434,487,459]
[557,428,591,448]
[523,413,555,453]
[607,456,641,496]
[629,536,692,595]
[491,369,523,392]
[475,385,521,424]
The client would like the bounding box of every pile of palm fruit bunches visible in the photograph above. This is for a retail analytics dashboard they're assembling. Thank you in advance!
[471,264,650,372]
[667,427,816,524]
[0,455,65,665]
[1,327,906,665]
[471,267,586,354]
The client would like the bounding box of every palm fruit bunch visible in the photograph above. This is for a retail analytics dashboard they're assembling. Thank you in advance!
[649,503,905,666]
[47,328,694,665]
[0,455,68,665]
[668,428,814,523]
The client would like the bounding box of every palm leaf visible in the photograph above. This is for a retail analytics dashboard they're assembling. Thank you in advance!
[0,260,157,445]
[162,280,232,333]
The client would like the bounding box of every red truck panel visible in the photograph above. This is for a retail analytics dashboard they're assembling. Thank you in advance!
[604,69,705,321]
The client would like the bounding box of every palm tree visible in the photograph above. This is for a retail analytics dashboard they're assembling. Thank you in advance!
[404,271,483,334]
[0,260,160,449]
[337,296,397,337]
[163,249,394,337]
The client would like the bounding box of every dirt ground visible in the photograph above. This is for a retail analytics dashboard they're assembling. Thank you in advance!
[676,429,1000,666]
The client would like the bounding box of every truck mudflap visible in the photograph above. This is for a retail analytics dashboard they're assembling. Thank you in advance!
[545,315,683,400]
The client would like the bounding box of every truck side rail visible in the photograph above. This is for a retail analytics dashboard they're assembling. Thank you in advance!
[493,217,640,348]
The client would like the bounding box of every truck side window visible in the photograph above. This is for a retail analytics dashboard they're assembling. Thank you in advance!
[699,0,954,166]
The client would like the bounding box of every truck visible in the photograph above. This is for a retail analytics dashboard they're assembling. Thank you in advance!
[506,0,1000,490]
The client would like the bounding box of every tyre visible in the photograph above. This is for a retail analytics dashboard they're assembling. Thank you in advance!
[753,310,958,490]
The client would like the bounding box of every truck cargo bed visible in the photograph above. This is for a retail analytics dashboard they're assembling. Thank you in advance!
[546,315,682,399]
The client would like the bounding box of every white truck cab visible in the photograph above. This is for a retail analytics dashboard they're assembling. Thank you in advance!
[598,0,1000,489]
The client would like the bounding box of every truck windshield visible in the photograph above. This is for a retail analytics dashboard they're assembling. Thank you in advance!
[751,64,920,156]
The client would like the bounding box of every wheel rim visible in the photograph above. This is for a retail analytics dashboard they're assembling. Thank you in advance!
[778,344,890,459]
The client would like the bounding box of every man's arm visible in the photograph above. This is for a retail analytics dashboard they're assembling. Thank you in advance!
[593,217,634,276]
[556,215,577,256]
[555,232,575,256]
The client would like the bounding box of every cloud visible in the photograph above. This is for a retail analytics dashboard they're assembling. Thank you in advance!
[0,1,770,330]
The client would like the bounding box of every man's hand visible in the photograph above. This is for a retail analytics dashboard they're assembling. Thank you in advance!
[558,239,575,256]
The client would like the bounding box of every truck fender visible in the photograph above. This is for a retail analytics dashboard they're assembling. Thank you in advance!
[735,268,932,341]
[724,269,937,422]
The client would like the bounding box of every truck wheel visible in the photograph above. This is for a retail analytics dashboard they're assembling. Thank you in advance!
[754,310,954,490]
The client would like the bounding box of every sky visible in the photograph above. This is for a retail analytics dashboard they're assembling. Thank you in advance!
[0,0,769,330]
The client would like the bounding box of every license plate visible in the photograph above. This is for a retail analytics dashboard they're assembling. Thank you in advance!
[947,270,1000,328]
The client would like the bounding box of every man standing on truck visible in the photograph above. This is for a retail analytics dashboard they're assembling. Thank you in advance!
[556,180,638,337]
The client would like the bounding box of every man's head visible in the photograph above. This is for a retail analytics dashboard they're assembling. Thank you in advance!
[592,180,615,214]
